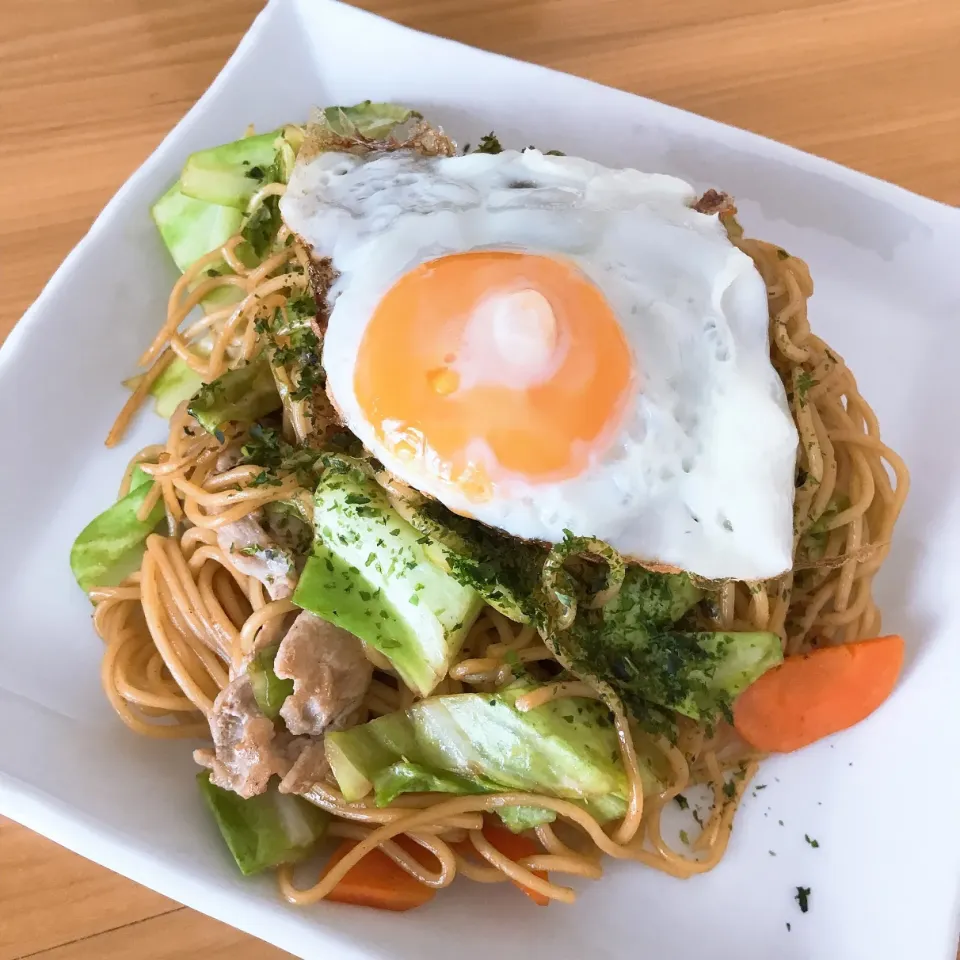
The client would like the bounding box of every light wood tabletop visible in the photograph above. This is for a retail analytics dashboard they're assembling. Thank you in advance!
[0,0,957,957]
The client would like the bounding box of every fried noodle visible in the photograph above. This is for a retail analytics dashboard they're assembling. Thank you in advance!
[89,215,907,903]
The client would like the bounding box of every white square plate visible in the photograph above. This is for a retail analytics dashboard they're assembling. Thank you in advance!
[2,1,959,957]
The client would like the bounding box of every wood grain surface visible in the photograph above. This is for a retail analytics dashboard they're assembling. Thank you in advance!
[0,0,956,957]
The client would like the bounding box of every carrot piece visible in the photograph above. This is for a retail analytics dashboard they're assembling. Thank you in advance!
[480,823,550,906]
[322,835,436,911]
[733,634,904,753]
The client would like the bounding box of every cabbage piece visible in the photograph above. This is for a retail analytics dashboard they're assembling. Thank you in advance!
[198,772,328,876]
[69,467,165,592]
[246,643,294,720]
[563,567,781,721]
[150,180,247,315]
[180,129,293,209]
[293,458,483,697]
[320,101,420,138]
[391,493,548,625]
[324,684,668,831]
[151,180,243,272]
[187,353,281,436]
[146,357,204,419]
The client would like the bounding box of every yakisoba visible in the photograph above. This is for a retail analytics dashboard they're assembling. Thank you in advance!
[74,107,908,910]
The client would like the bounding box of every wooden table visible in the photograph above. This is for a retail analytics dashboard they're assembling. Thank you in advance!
[0,1,957,957]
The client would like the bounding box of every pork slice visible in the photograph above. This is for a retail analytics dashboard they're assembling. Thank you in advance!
[217,513,298,600]
[278,738,332,795]
[274,611,372,737]
[214,442,245,474]
[193,675,291,798]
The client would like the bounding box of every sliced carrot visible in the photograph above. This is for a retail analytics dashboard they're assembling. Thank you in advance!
[478,823,551,906]
[733,634,904,753]
[322,835,436,912]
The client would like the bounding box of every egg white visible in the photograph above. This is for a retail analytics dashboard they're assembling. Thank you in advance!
[280,148,798,581]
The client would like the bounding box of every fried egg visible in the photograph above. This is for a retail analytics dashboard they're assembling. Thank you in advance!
[280,148,798,580]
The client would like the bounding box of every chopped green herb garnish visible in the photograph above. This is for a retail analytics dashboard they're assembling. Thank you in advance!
[804,834,819,848]
[674,794,689,810]
[796,370,819,406]
[249,470,282,488]
[242,193,281,258]
[474,132,503,154]
[795,886,810,913]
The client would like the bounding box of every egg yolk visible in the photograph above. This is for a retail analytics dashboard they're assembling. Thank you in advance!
[353,251,634,499]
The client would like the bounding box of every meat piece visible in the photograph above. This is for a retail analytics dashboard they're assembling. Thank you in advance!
[217,513,298,600]
[214,442,245,474]
[194,675,291,798]
[692,189,736,217]
[278,738,332,795]
[274,611,372,736]
[263,501,313,558]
